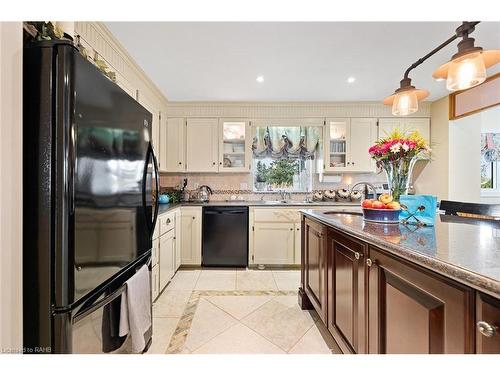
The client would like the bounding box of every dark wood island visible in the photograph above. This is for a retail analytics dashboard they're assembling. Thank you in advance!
[299,210,500,354]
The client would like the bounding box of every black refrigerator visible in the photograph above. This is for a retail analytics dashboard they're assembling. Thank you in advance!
[23,40,159,353]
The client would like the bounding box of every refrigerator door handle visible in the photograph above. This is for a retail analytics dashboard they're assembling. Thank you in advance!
[73,284,126,324]
[151,145,160,238]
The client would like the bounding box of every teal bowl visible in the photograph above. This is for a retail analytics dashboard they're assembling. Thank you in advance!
[158,194,170,204]
[362,208,401,224]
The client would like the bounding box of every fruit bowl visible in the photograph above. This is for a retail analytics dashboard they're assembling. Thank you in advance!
[361,194,401,224]
[362,207,401,224]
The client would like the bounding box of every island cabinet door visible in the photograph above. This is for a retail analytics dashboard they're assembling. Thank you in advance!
[303,218,328,323]
[366,246,475,354]
[327,229,367,354]
[476,293,500,353]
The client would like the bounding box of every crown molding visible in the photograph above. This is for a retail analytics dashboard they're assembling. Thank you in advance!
[165,101,431,118]
[76,22,169,107]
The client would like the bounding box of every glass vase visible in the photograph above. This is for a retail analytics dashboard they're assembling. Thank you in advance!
[381,156,418,202]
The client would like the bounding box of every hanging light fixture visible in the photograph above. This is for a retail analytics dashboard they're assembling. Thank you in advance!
[433,22,500,91]
[384,21,499,115]
[384,77,429,116]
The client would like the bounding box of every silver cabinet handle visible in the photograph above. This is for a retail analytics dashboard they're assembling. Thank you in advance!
[166,218,171,224]
[477,321,498,338]
[366,258,373,267]
[355,252,362,260]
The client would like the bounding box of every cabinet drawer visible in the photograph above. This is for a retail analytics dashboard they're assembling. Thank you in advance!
[152,238,159,266]
[476,293,500,353]
[253,208,299,223]
[159,212,175,235]
[152,264,160,301]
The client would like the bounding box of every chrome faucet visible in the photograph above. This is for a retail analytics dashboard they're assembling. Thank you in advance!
[350,182,378,200]
[279,190,292,202]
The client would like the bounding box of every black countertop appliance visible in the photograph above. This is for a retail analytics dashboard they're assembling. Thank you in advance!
[202,206,248,267]
[23,40,160,353]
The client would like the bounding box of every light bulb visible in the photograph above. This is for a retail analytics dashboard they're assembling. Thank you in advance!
[446,52,486,91]
[392,90,418,116]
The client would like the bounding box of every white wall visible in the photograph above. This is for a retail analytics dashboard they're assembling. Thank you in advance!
[413,96,449,200]
[448,106,500,203]
[0,22,23,352]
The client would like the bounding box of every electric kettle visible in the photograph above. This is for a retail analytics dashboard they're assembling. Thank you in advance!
[197,185,213,203]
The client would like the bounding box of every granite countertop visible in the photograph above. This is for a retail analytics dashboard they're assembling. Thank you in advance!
[157,200,360,216]
[301,209,500,299]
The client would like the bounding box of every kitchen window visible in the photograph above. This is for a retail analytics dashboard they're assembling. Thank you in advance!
[251,119,323,192]
[481,133,500,196]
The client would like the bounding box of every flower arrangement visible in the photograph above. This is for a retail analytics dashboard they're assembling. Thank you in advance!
[368,129,430,165]
[368,129,431,202]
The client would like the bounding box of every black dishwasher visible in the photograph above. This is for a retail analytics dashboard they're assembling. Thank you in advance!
[202,206,249,267]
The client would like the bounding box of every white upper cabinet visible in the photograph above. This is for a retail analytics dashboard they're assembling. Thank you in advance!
[324,118,377,173]
[186,118,219,172]
[349,118,378,172]
[378,118,431,144]
[163,118,186,172]
[218,119,251,172]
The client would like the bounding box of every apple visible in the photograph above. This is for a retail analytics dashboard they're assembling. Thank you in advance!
[361,199,374,208]
[386,201,401,210]
[379,193,393,204]
[372,201,386,209]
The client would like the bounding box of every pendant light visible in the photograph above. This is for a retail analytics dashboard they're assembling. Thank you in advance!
[384,78,429,116]
[383,21,499,115]
[433,22,500,91]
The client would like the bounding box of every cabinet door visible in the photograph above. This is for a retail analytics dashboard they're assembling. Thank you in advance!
[174,210,182,271]
[294,223,302,265]
[159,230,175,291]
[476,293,500,353]
[378,118,405,139]
[152,238,159,267]
[367,246,474,354]
[349,118,377,172]
[327,229,366,354]
[186,118,219,172]
[219,120,251,172]
[303,218,328,323]
[324,118,350,172]
[181,208,202,265]
[152,264,160,301]
[253,223,295,265]
[164,118,186,172]
[404,118,430,144]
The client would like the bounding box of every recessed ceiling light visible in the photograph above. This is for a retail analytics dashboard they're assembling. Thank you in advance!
[256,76,264,83]
[347,77,356,83]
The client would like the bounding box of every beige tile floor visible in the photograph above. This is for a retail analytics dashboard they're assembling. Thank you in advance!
[148,268,333,354]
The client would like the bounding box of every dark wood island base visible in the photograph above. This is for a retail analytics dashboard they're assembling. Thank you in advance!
[299,213,500,354]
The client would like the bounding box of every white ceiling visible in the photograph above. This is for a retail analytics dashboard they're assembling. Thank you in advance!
[106,22,500,102]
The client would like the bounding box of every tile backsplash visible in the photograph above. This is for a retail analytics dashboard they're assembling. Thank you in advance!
[160,172,386,201]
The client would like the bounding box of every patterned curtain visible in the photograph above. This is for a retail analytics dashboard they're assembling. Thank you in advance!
[482,133,500,162]
[252,126,322,160]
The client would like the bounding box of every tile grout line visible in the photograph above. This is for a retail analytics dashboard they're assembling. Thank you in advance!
[285,321,316,354]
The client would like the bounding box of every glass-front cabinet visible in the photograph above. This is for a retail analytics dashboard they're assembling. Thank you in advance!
[218,119,251,172]
[324,118,350,172]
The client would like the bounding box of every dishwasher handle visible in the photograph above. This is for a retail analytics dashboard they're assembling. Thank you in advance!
[205,210,246,215]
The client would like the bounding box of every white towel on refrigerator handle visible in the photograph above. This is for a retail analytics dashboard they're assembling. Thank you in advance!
[119,264,151,353]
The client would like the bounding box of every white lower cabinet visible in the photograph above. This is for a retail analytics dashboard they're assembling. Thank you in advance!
[181,207,202,265]
[250,206,355,266]
[152,264,160,301]
[159,229,175,291]
[175,209,182,270]
[253,222,295,265]
[294,223,301,265]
